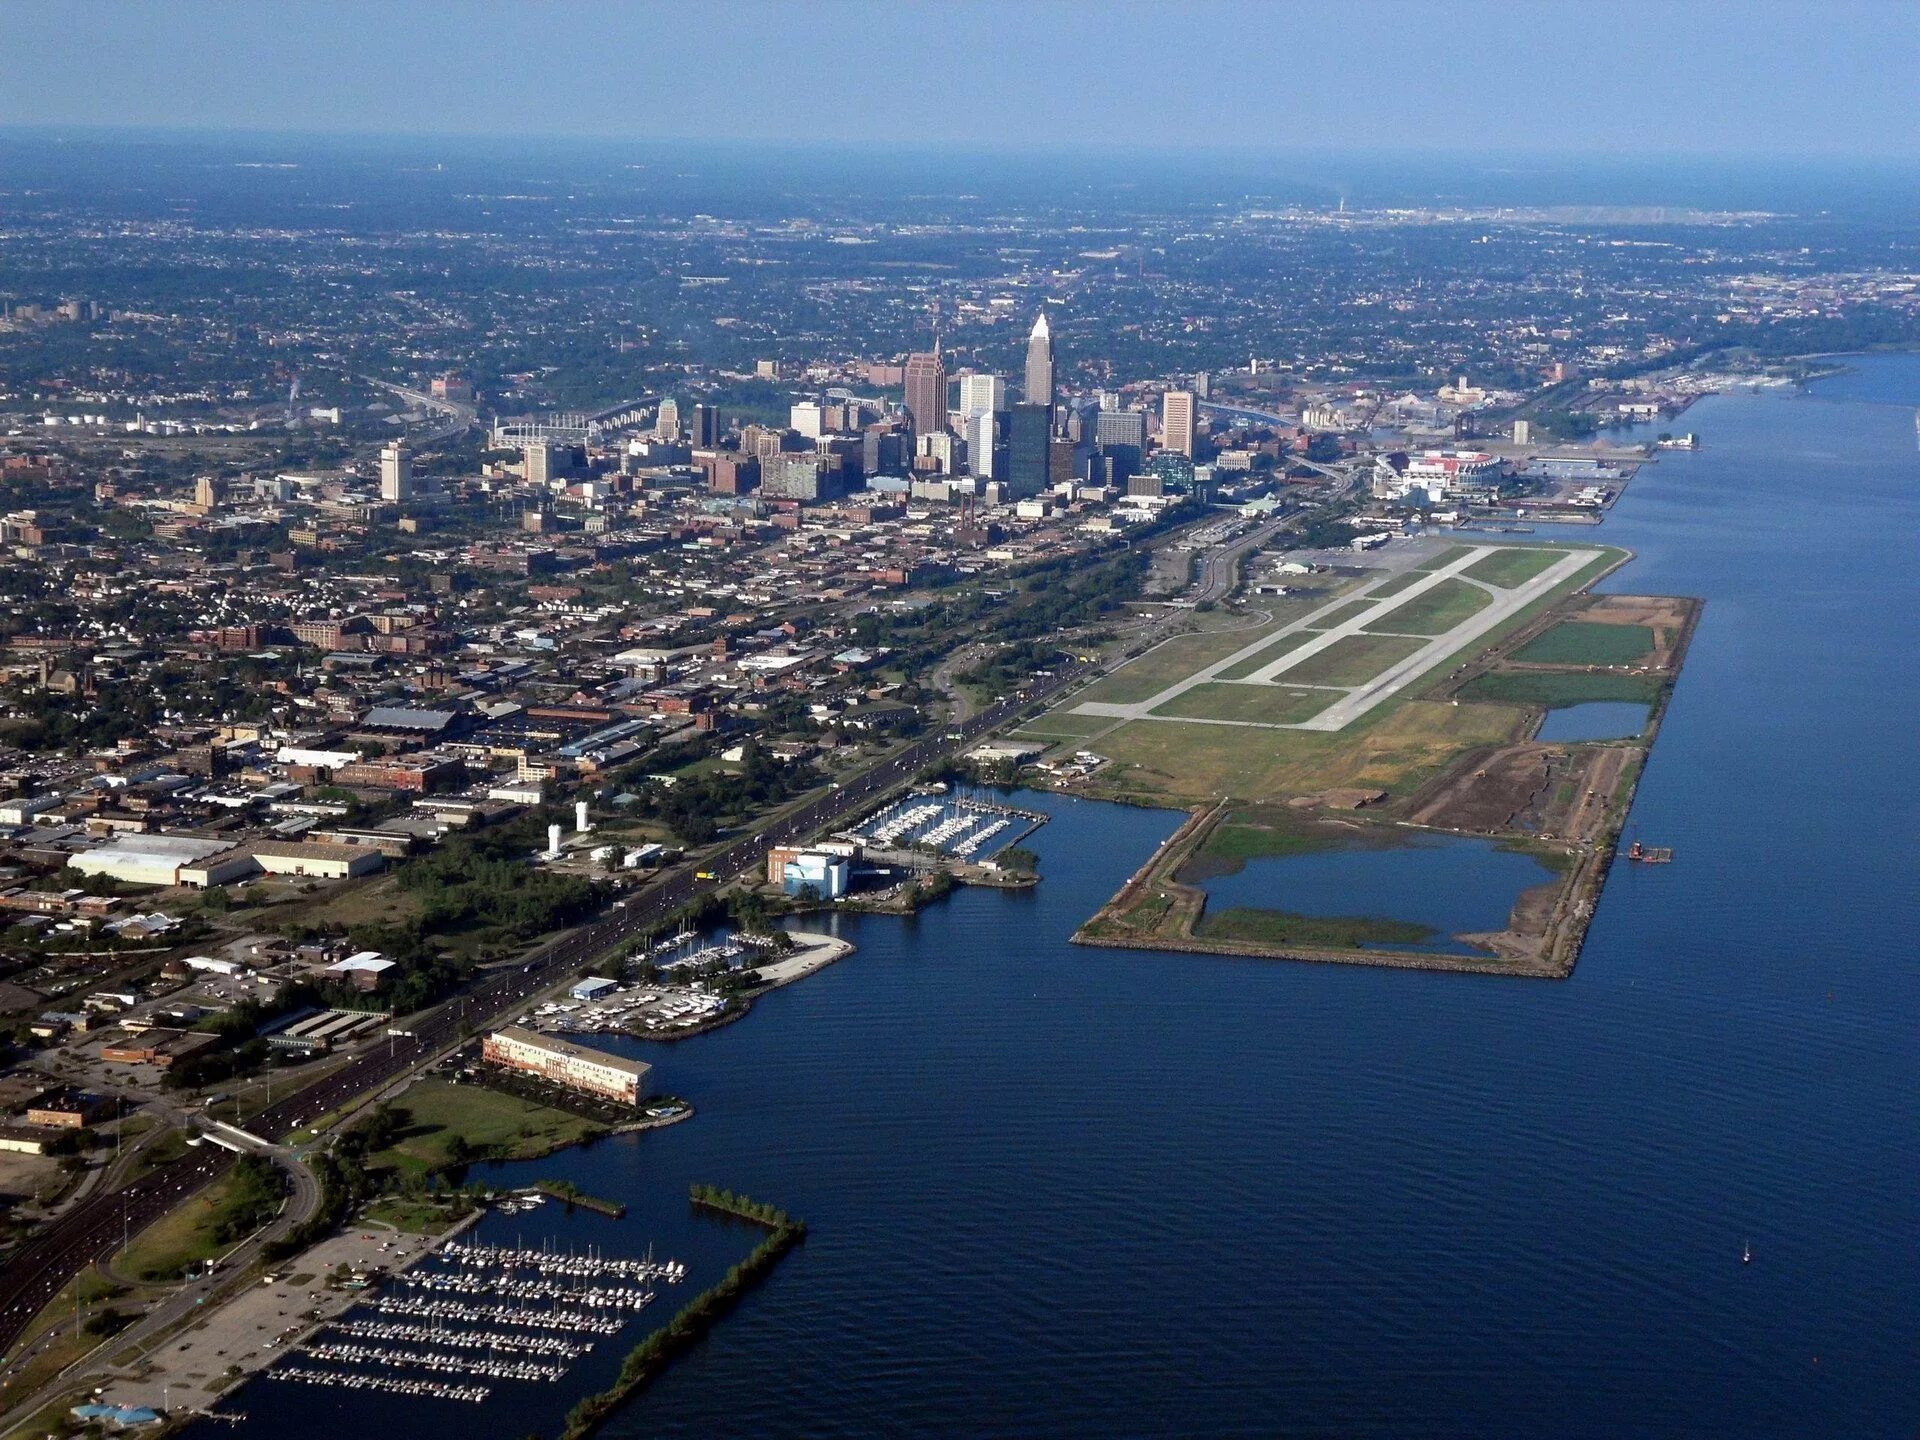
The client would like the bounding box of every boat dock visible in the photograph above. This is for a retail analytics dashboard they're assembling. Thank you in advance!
[264,1234,686,1405]
[843,792,1047,864]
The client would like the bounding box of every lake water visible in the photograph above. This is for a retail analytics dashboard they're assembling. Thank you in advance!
[1535,700,1650,742]
[1193,833,1556,952]
[211,356,1920,1438]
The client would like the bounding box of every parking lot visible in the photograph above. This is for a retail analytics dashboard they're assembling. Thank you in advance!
[96,1223,451,1413]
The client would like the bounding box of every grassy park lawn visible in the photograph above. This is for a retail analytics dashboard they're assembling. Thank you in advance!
[1089,698,1522,805]
[1285,633,1427,686]
[1463,547,1568,587]
[360,1194,479,1234]
[1512,620,1656,667]
[1365,578,1492,636]
[367,1080,605,1179]
[119,1160,283,1282]
[1148,684,1333,726]
[1457,670,1663,707]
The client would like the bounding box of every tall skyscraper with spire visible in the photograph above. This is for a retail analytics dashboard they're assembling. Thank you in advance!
[903,350,948,435]
[1023,311,1055,411]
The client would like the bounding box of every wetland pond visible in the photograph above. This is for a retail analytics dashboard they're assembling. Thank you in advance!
[1185,829,1559,954]
[1536,700,1650,742]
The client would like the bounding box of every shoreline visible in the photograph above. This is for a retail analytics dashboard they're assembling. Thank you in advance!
[573,931,857,1046]
[1066,567,1702,978]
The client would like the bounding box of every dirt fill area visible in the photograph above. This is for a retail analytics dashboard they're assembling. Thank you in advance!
[1410,741,1627,844]
[1570,594,1695,668]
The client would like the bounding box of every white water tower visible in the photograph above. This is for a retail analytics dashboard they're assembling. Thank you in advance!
[546,824,562,859]
[575,800,590,834]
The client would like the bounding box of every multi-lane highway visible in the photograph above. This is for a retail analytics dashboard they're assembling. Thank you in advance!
[0,661,1091,1359]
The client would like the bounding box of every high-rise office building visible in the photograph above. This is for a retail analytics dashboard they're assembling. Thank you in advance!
[904,351,948,435]
[1194,370,1212,400]
[523,442,559,486]
[1050,439,1076,487]
[967,410,1003,480]
[1146,450,1197,491]
[687,403,720,448]
[862,425,909,477]
[958,372,1006,420]
[1093,407,1148,483]
[1023,312,1055,410]
[739,424,787,462]
[654,397,682,442]
[790,401,827,439]
[1162,390,1197,458]
[917,430,964,475]
[1007,402,1051,498]
[1093,408,1148,453]
[379,441,414,502]
[706,453,760,496]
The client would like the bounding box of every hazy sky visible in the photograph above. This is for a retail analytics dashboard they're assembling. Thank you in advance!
[4,0,1919,158]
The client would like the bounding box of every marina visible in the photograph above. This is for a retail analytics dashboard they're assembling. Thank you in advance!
[296,1344,569,1383]
[439,1238,688,1284]
[362,1296,625,1336]
[270,1368,490,1405]
[526,930,850,1040]
[263,1232,686,1408]
[842,791,1046,860]
[329,1320,595,1358]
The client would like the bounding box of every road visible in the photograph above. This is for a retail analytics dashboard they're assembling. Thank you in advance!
[367,379,476,448]
[928,643,991,724]
[0,1138,322,1434]
[0,496,1353,1363]
[1189,515,1289,603]
[0,662,1092,1362]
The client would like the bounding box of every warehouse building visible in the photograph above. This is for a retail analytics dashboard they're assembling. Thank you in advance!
[249,840,386,880]
[482,1026,650,1106]
[68,834,240,888]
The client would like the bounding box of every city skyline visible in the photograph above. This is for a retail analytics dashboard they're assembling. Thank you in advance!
[0,26,1913,1433]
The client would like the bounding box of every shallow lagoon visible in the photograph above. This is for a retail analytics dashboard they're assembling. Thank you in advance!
[1536,699,1650,741]
[1194,832,1558,952]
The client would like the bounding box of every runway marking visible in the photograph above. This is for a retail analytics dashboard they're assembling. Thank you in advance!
[1069,545,1596,732]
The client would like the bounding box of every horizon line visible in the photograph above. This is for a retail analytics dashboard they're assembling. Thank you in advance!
[3,122,1919,169]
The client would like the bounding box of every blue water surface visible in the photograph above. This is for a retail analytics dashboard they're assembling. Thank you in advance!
[1194,833,1556,952]
[209,356,1920,1440]
[1536,700,1651,741]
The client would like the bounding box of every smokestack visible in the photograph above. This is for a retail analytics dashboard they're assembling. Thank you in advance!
[575,801,590,834]
[546,824,562,859]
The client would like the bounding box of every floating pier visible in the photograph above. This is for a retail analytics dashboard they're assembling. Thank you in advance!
[270,1232,686,1405]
